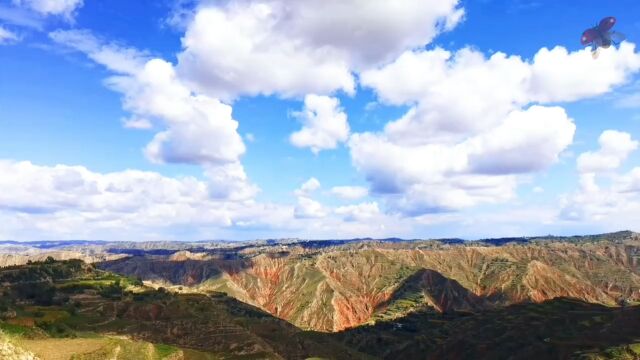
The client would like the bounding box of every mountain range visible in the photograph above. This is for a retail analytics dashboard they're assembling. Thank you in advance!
[0,231,638,359]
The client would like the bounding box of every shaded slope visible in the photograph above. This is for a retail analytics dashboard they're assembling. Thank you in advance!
[331,298,640,360]
[373,269,489,321]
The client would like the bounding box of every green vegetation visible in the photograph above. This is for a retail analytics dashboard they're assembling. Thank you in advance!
[154,343,180,358]
[578,343,640,359]
[0,322,31,336]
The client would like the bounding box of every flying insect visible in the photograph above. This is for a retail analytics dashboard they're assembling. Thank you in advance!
[581,17,626,59]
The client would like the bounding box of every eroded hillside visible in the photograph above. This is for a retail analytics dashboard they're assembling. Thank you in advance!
[99,234,640,331]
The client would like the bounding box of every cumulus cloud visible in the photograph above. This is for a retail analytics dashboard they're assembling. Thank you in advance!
[330,186,368,200]
[362,44,640,143]
[559,176,640,223]
[529,44,640,102]
[0,25,19,44]
[0,161,422,239]
[290,95,350,154]
[351,43,640,216]
[334,202,379,222]
[13,0,83,19]
[560,131,640,222]
[294,196,327,219]
[175,0,463,100]
[50,29,256,201]
[617,168,640,193]
[0,160,293,240]
[577,130,638,174]
[349,106,574,214]
[294,177,321,197]
[0,160,226,223]
[465,106,576,175]
[292,177,326,219]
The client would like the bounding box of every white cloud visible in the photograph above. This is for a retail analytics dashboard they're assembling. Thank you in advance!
[0,160,423,240]
[0,160,293,240]
[0,160,225,223]
[177,3,353,100]
[0,25,19,44]
[362,44,640,143]
[290,95,350,154]
[0,5,44,29]
[13,0,83,19]
[533,186,544,194]
[49,30,149,74]
[175,0,463,100]
[204,162,259,201]
[129,61,245,166]
[529,44,640,103]
[560,130,640,223]
[465,106,576,175]
[559,176,640,223]
[294,177,321,197]
[351,43,640,216]
[334,202,380,222]
[121,117,152,130]
[292,178,328,219]
[349,106,574,215]
[577,130,638,174]
[50,30,256,201]
[617,168,640,193]
[330,186,368,200]
[294,196,326,219]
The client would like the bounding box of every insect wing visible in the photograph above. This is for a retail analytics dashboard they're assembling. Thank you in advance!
[581,28,599,45]
[598,16,616,32]
[610,31,626,44]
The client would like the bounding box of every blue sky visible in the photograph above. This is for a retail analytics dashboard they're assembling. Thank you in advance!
[1,0,640,241]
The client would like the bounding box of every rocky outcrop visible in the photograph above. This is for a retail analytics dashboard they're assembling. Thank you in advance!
[0,332,39,360]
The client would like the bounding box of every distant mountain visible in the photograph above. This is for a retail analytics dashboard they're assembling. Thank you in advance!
[0,240,110,249]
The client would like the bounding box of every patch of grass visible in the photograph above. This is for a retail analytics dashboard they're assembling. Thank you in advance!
[0,321,30,336]
[155,343,180,358]
[25,307,70,322]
